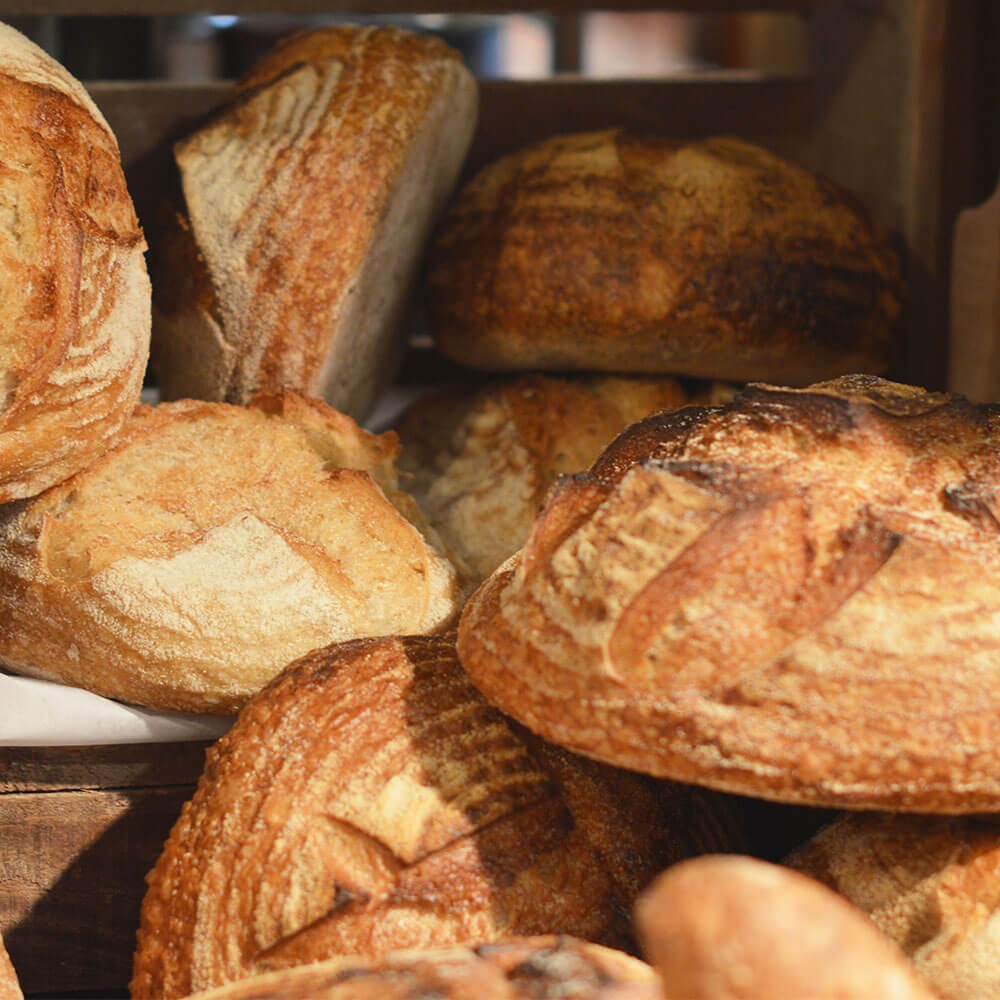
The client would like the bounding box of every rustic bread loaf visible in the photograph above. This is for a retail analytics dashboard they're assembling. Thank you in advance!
[0,934,22,1000]
[634,856,937,1000]
[132,634,741,999]
[458,375,1000,812]
[787,814,1000,1000]
[182,938,660,1000]
[0,21,150,502]
[397,375,734,582]
[153,24,477,420]
[426,131,901,384]
[0,394,460,713]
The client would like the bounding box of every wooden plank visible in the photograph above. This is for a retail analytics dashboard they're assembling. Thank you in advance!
[0,786,193,995]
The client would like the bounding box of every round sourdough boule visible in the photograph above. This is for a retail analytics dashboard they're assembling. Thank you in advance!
[0,394,461,713]
[396,374,735,583]
[132,633,741,999]
[182,938,660,1000]
[152,24,477,420]
[0,933,22,1000]
[457,375,1000,812]
[634,856,937,1000]
[0,21,150,503]
[787,814,1000,1000]
[426,131,902,384]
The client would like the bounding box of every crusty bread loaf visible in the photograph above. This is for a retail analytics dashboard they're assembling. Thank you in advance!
[153,24,477,420]
[0,394,460,713]
[635,856,937,1000]
[458,375,1000,812]
[182,938,660,1000]
[787,814,1000,1000]
[0,21,150,502]
[426,131,901,384]
[397,375,734,582]
[133,634,741,999]
[0,934,22,1000]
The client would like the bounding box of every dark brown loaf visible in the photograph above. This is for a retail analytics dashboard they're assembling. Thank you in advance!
[787,814,1000,1000]
[426,131,901,383]
[132,634,741,999]
[182,938,660,1000]
[457,376,1000,812]
[0,21,150,502]
[153,24,477,419]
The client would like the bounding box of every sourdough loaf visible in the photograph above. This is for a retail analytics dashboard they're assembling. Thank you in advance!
[0,21,150,502]
[182,938,659,1000]
[0,934,21,1000]
[426,131,901,383]
[635,856,937,1000]
[153,25,477,420]
[132,634,741,999]
[457,376,1000,812]
[397,375,733,582]
[0,394,460,713]
[787,814,1000,1000]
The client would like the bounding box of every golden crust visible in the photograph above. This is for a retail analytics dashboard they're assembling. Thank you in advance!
[788,814,1000,1000]
[183,938,658,1000]
[132,634,740,999]
[0,394,461,713]
[0,934,22,1000]
[634,856,936,1000]
[153,24,477,419]
[426,131,902,383]
[0,22,150,502]
[457,375,1000,812]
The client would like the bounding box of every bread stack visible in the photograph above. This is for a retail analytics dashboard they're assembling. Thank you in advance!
[0,13,992,1000]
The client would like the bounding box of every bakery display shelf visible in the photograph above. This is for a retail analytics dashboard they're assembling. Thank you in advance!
[0,0,988,995]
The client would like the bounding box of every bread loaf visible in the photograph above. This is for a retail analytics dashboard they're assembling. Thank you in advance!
[0,21,150,502]
[0,394,460,713]
[426,131,901,384]
[787,814,1000,1000]
[133,634,741,998]
[397,375,733,582]
[153,25,477,419]
[634,856,937,1000]
[0,934,22,1000]
[457,376,1000,812]
[181,938,660,1000]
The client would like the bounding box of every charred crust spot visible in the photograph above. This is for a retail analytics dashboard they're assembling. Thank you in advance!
[942,482,1000,530]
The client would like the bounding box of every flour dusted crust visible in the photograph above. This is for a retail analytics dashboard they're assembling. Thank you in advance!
[0,934,22,1000]
[0,22,150,502]
[427,131,901,383]
[635,856,936,1000]
[0,395,461,713]
[788,814,1000,1000]
[153,24,477,419]
[458,376,1000,812]
[397,375,734,582]
[183,937,659,1000]
[132,634,740,999]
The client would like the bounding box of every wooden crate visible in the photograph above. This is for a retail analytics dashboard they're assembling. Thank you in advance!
[0,0,987,995]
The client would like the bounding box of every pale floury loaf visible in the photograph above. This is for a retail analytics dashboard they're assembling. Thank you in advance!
[0,933,22,1000]
[0,21,150,502]
[0,395,461,713]
[458,376,1000,812]
[153,24,477,420]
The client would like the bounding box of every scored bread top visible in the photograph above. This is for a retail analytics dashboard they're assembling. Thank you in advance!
[132,633,740,999]
[0,394,461,713]
[182,937,659,1000]
[457,375,1000,812]
[0,21,150,502]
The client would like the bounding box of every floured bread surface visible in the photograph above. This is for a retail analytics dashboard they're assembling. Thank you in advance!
[788,814,1000,1000]
[397,375,734,583]
[132,634,740,998]
[427,131,901,384]
[153,24,477,420]
[0,933,22,1000]
[0,394,461,713]
[183,937,659,1000]
[0,21,150,502]
[458,375,1000,812]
